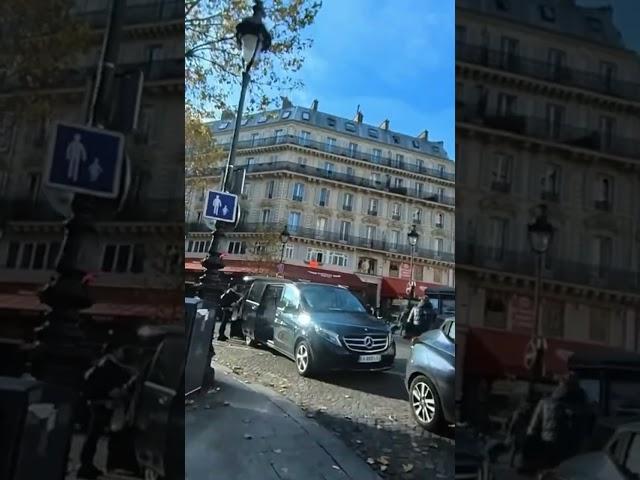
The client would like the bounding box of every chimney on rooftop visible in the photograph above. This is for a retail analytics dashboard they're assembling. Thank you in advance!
[417,130,429,140]
[311,99,319,111]
[379,119,390,130]
[354,105,363,123]
[281,96,293,109]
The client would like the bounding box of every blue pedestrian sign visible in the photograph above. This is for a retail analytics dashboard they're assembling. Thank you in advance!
[44,122,125,198]
[204,190,238,223]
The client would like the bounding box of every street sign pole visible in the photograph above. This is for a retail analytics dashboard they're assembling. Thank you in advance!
[35,0,127,380]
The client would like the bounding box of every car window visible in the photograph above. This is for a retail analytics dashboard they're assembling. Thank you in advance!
[261,284,284,307]
[279,285,300,310]
[300,285,366,313]
[147,337,184,390]
[609,432,632,464]
[610,381,640,416]
[246,282,262,303]
[447,321,455,341]
[625,433,640,475]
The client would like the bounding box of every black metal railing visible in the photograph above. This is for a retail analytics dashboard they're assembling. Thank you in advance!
[215,134,455,182]
[457,104,640,160]
[457,42,640,102]
[115,199,184,222]
[76,1,183,28]
[198,159,456,206]
[456,241,640,293]
[187,222,212,232]
[1,199,65,222]
[236,222,455,263]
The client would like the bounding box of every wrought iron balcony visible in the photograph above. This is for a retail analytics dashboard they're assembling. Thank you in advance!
[75,1,183,28]
[457,105,640,160]
[456,241,640,294]
[215,134,455,182]
[198,159,455,207]
[1,199,65,222]
[457,42,640,103]
[236,222,455,263]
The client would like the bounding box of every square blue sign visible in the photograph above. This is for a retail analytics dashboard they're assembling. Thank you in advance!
[45,122,124,198]
[204,190,238,223]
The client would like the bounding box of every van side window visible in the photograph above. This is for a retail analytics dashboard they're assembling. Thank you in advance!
[247,283,263,303]
[280,285,300,309]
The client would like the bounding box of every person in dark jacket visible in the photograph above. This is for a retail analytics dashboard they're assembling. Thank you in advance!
[524,374,590,472]
[507,392,540,468]
[217,284,241,341]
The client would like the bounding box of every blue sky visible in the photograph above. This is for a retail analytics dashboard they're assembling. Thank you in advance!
[267,0,455,159]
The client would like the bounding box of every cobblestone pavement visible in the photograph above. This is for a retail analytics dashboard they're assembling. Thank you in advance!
[213,336,454,479]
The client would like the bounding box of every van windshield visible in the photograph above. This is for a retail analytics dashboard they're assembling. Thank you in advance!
[300,285,366,313]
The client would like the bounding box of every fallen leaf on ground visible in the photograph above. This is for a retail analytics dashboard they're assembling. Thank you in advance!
[380,465,388,472]
[402,464,414,473]
[377,456,390,465]
[223,401,230,406]
[332,465,340,470]
[273,449,282,454]
[366,458,375,465]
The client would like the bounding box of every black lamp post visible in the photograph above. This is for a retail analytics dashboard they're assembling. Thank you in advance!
[279,225,290,264]
[527,204,554,390]
[199,0,271,300]
[407,225,420,306]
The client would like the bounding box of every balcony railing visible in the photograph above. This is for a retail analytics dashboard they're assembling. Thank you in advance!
[201,160,455,206]
[456,241,640,294]
[457,42,640,103]
[1,199,64,222]
[457,105,640,160]
[76,1,183,28]
[235,222,455,263]
[594,200,611,211]
[216,134,455,182]
[187,222,212,233]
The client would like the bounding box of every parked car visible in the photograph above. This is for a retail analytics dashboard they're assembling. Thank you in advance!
[539,421,640,480]
[241,279,395,376]
[405,318,455,432]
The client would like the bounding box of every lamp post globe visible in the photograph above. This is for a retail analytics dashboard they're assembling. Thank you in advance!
[235,0,272,70]
[527,205,554,254]
[280,225,291,245]
[407,224,420,247]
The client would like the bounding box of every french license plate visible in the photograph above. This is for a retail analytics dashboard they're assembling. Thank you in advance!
[358,354,382,363]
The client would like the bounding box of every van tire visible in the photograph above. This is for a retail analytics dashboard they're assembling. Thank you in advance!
[294,340,315,377]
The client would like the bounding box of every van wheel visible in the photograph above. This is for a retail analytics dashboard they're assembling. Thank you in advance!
[295,340,315,377]
[409,375,443,432]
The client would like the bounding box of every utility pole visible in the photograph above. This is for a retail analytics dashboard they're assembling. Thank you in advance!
[34,0,127,386]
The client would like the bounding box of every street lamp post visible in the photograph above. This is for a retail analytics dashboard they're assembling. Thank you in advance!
[527,204,554,392]
[279,225,290,264]
[407,225,420,308]
[199,0,272,301]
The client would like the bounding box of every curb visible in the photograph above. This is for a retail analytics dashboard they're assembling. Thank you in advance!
[215,363,383,480]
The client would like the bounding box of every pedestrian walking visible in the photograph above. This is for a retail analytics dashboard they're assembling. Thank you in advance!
[507,392,539,469]
[217,283,241,341]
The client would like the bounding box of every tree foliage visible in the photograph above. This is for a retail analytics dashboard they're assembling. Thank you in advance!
[185,0,322,115]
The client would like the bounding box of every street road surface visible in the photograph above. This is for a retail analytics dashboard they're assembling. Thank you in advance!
[213,335,454,479]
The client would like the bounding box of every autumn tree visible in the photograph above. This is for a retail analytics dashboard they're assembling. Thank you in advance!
[185,0,322,115]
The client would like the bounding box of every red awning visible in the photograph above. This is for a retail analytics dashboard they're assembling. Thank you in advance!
[463,327,633,380]
[0,293,178,321]
[380,277,438,298]
[282,265,366,290]
[185,259,205,272]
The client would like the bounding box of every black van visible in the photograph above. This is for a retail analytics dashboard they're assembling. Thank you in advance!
[241,279,395,376]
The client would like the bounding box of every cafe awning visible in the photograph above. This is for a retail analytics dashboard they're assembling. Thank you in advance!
[380,277,438,299]
[282,265,366,290]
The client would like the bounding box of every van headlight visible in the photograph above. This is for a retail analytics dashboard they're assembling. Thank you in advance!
[314,325,341,346]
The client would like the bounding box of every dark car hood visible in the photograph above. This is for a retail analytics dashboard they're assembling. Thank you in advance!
[310,312,389,333]
[419,329,454,359]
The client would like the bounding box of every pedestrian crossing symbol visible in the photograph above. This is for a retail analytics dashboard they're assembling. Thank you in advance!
[204,190,238,223]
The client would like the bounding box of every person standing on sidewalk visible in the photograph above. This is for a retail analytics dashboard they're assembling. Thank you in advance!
[217,283,241,341]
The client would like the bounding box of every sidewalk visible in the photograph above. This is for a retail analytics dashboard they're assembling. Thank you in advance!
[185,363,382,480]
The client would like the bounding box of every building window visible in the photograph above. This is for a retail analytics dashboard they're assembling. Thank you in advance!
[546,103,564,139]
[318,187,330,207]
[187,240,210,253]
[367,128,378,138]
[434,238,444,255]
[415,182,424,197]
[599,115,615,150]
[257,115,267,123]
[371,172,380,184]
[316,216,327,232]
[357,257,377,275]
[433,268,443,284]
[500,36,519,69]
[595,176,613,210]
[250,132,260,146]
[346,166,354,178]
[492,153,512,190]
[227,241,247,255]
[292,182,304,201]
[342,193,353,211]
[283,244,294,259]
[306,248,324,263]
[413,208,422,224]
[301,111,310,120]
[416,159,424,172]
[101,244,145,273]
[5,241,60,270]
[348,143,358,157]
[327,117,336,127]
[28,173,41,201]
[542,301,564,338]
[485,294,507,329]
[281,111,291,119]
[391,203,401,221]
[365,225,377,242]
[329,252,349,267]
[326,137,337,152]
[368,198,378,216]
[600,61,616,90]
[299,131,311,146]
[541,163,561,201]
[261,209,271,223]
[298,156,307,166]
[345,122,356,132]
[548,48,566,77]
[265,180,275,199]
[489,217,508,261]
[288,211,301,231]
[324,162,335,176]
[594,236,612,278]
[539,5,556,22]
[497,93,517,116]
[589,308,610,343]
[339,221,351,241]
[274,129,284,142]
[389,230,399,249]
[394,178,404,189]
[372,149,382,163]
[389,261,400,277]
[393,154,404,169]
[254,243,267,255]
